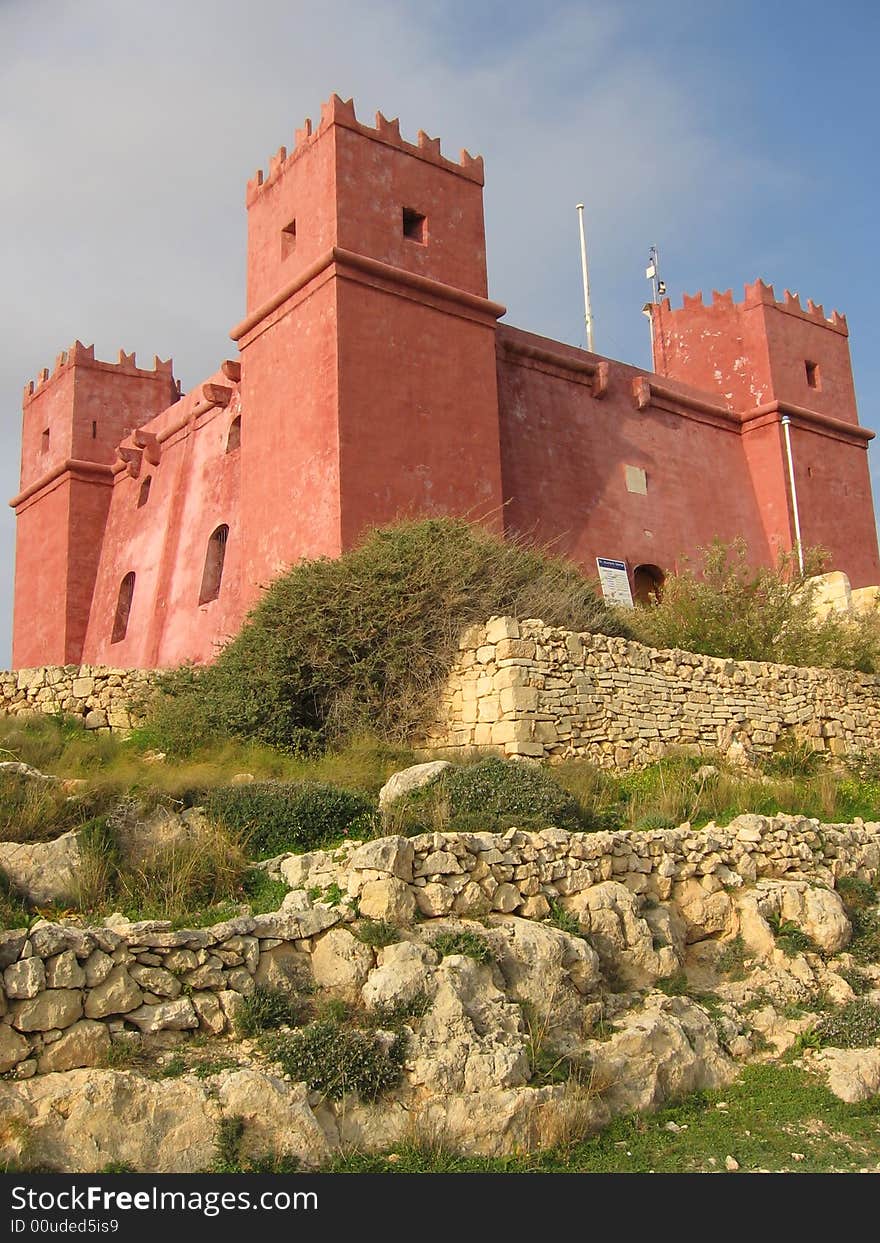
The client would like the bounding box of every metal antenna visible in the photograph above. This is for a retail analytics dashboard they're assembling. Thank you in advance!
[576,204,594,352]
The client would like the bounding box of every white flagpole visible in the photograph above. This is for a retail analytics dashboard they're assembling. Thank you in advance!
[576,204,594,352]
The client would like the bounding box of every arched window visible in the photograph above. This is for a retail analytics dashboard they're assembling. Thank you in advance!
[225,416,241,453]
[199,524,229,604]
[137,476,152,507]
[111,572,136,643]
[633,564,665,606]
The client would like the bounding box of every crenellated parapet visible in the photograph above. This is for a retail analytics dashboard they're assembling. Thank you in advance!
[22,342,177,405]
[245,93,484,206]
[658,280,847,335]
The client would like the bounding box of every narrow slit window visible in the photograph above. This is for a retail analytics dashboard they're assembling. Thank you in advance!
[111,572,135,644]
[226,416,241,453]
[41,428,50,454]
[402,207,427,244]
[137,476,152,507]
[91,420,97,439]
[281,218,297,259]
[805,360,821,390]
[199,524,229,605]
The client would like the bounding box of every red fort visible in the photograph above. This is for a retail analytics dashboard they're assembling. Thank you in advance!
[11,95,880,669]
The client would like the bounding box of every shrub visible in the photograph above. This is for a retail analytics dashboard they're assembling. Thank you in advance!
[815,1000,880,1049]
[367,992,431,1029]
[760,736,822,780]
[355,919,400,948]
[264,1018,406,1101]
[716,935,749,979]
[836,876,878,913]
[768,915,818,958]
[205,781,373,858]
[147,517,625,754]
[848,908,880,964]
[396,757,585,834]
[625,537,880,671]
[839,967,873,996]
[432,930,494,964]
[0,869,29,930]
[235,985,303,1038]
[547,901,583,939]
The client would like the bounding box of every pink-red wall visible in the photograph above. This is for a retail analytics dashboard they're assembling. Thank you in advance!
[496,327,773,576]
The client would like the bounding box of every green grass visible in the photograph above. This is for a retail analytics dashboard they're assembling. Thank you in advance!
[322,1065,880,1172]
[0,713,415,805]
[431,930,494,964]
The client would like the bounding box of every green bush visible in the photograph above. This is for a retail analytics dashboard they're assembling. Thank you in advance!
[264,1018,406,1101]
[235,985,303,1038]
[837,876,878,913]
[0,869,29,929]
[547,901,583,939]
[355,919,400,948]
[815,1000,880,1049]
[396,756,586,834]
[432,930,494,964]
[625,537,880,671]
[205,781,373,858]
[147,517,625,754]
[768,915,818,958]
[760,737,822,780]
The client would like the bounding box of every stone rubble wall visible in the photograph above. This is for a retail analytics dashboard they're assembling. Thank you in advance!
[1,813,879,1078]
[425,617,880,767]
[280,813,880,921]
[0,666,157,732]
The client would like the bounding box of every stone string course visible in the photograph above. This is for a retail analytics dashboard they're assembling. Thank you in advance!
[2,813,879,1077]
[426,617,880,767]
[0,667,156,732]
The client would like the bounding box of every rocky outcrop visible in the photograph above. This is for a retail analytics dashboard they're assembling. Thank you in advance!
[0,831,82,906]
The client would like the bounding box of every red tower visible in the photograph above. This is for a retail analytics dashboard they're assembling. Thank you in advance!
[231,94,506,606]
[651,282,877,582]
[11,346,177,666]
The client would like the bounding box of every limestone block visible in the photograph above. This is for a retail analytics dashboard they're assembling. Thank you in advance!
[0,1023,31,1072]
[4,957,46,999]
[125,998,199,1033]
[45,952,86,990]
[378,764,450,811]
[311,928,375,996]
[358,878,417,924]
[84,966,143,1018]
[37,1020,110,1073]
[10,990,83,1033]
[485,617,520,643]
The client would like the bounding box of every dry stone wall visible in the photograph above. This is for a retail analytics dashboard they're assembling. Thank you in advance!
[3,812,878,1079]
[426,617,880,767]
[0,666,156,732]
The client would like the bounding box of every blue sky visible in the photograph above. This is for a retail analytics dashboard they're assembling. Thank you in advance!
[1,0,878,663]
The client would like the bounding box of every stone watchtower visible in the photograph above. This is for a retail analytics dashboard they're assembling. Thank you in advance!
[230,94,507,601]
[651,281,876,583]
[10,346,178,666]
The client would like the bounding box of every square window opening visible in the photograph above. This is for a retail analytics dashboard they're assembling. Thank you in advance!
[402,207,427,244]
[281,218,297,259]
